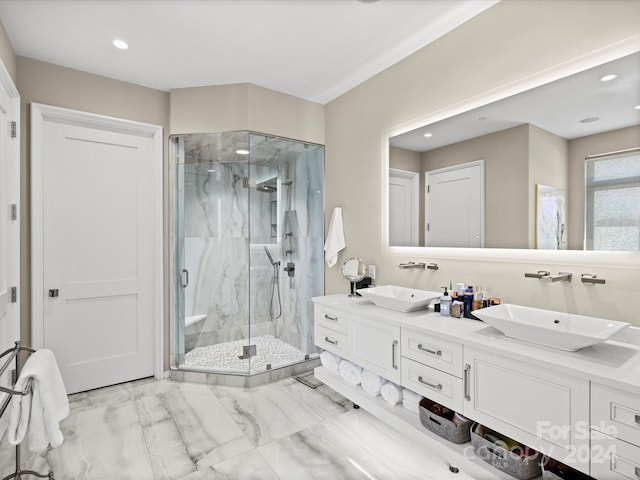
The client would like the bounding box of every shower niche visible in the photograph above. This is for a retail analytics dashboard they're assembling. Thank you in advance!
[171,131,324,380]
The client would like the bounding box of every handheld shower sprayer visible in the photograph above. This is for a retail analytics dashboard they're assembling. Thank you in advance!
[264,246,280,266]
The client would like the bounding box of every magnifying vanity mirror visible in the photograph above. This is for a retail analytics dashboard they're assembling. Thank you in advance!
[388,50,640,252]
[341,257,367,298]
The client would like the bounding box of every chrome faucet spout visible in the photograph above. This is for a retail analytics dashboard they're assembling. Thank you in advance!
[399,262,426,269]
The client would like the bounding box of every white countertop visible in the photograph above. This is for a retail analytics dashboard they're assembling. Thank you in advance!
[313,294,640,395]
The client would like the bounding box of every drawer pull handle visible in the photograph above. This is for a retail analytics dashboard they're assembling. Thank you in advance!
[635,414,640,425]
[417,344,442,356]
[635,467,640,478]
[418,376,442,391]
[464,364,471,401]
[392,340,398,370]
[324,337,338,345]
[324,314,338,321]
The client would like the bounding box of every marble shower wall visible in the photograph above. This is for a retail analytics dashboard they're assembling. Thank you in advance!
[179,132,323,363]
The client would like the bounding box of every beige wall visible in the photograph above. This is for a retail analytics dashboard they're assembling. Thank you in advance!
[0,19,16,85]
[170,83,324,144]
[421,125,530,249]
[324,0,640,325]
[567,125,640,250]
[528,125,568,248]
[16,57,171,362]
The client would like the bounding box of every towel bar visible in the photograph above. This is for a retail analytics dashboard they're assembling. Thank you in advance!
[0,341,55,480]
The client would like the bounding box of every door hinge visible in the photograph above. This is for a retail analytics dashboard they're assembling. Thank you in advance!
[10,121,16,138]
[10,286,17,303]
[427,185,430,193]
[10,204,17,221]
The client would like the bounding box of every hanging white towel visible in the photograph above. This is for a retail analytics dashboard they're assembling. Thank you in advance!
[360,370,384,396]
[323,207,345,268]
[380,382,402,406]
[7,349,69,452]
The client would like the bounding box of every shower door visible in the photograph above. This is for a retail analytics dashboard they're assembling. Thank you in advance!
[173,131,324,376]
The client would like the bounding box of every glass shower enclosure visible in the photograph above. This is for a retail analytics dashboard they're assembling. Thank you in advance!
[171,131,324,377]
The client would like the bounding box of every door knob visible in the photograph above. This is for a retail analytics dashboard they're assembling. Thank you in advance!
[48,289,59,298]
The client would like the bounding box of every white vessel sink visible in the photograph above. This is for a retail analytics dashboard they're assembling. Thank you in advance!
[356,285,441,312]
[472,303,630,351]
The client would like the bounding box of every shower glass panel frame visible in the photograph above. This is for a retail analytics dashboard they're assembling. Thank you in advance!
[171,131,324,377]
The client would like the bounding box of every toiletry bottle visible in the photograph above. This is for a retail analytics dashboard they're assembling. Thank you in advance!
[440,287,452,316]
[463,286,473,317]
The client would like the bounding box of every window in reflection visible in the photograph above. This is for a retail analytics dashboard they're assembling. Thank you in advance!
[585,149,640,251]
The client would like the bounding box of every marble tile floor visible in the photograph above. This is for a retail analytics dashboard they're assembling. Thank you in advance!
[0,376,476,480]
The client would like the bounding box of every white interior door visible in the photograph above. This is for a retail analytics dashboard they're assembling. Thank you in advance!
[425,160,484,248]
[31,104,163,394]
[389,168,419,246]
[0,63,20,428]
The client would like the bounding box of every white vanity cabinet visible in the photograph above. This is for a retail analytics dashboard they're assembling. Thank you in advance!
[590,382,640,479]
[314,304,349,357]
[462,347,590,473]
[349,315,401,383]
[401,328,464,411]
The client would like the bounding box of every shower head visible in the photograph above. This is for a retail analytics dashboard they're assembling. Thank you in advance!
[256,177,277,193]
[264,246,278,266]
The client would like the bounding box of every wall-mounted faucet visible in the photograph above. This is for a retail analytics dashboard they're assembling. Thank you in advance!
[524,271,572,282]
[398,262,438,270]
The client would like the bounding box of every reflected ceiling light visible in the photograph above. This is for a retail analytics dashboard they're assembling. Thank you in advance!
[635,105,640,110]
[580,117,599,123]
[600,74,617,82]
[423,132,432,138]
[112,39,129,50]
[235,149,250,155]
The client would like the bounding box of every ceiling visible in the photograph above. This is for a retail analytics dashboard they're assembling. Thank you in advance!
[391,51,640,152]
[0,0,496,104]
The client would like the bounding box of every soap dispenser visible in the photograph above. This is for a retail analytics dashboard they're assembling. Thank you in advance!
[439,287,452,316]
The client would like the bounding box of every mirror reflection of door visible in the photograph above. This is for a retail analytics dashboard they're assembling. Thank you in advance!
[425,160,484,247]
[389,168,419,246]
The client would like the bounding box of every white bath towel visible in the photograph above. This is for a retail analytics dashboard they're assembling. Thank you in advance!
[7,349,69,452]
[338,359,362,386]
[380,381,402,406]
[401,388,422,414]
[320,351,341,374]
[360,370,384,396]
[323,207,345,268]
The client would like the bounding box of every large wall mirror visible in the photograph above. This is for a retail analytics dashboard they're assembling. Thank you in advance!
[388,50,640,252]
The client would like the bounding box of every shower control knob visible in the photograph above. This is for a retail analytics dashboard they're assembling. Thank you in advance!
[284,262,295,277]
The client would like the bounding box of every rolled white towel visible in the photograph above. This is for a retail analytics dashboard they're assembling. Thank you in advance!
[320,351,341,374]
[402,388,422,414]
[361,370,384,396]
[339,360,363,386]
[380,381,402,406]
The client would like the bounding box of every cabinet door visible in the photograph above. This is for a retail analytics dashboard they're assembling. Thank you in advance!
[349,316,401,383]
[463,347,590,474]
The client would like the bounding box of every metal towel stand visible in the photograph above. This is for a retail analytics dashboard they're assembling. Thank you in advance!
[0,341,55,480]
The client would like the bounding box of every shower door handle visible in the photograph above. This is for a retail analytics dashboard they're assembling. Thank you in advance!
[181,269,189,288]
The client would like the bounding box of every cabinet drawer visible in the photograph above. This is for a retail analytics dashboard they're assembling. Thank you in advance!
[315,305,348,334]
[401,328,462,377]
[592,383,640,446]
[315,324,347,357]
[402,357,463,412]
[591,433,640,480]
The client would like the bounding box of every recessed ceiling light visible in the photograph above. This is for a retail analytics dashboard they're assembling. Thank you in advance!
[423,133,432,138]
[112,39,129,50]
[235,149,250,155]
[580,117,599,123]
[600,74,617,82]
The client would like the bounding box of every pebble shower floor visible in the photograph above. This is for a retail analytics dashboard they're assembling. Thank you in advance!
[184,334,307,372]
